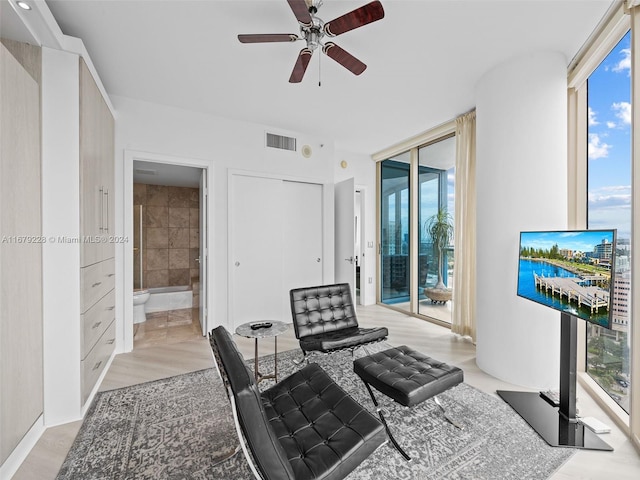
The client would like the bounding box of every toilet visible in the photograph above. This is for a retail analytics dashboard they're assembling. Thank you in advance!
[133,289,151,324]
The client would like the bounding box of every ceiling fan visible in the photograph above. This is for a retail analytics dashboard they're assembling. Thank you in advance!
[238,0,384,83]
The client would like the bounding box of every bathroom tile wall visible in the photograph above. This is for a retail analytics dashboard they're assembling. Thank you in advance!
[134,183,200,288]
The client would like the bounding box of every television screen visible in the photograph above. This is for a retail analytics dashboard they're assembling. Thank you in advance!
[517,230,616,329]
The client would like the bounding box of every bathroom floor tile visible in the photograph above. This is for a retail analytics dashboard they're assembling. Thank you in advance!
[134,308,201,349]
[167,309,193,326]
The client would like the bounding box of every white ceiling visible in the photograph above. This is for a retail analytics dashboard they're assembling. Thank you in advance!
[11,0,616,154]
[1,0,37,44]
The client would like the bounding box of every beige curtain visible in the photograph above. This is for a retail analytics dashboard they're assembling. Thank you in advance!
[452,110,476,341]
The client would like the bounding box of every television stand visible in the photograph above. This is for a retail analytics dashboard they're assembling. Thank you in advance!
[497,313,612,451]
[497,390,612,450]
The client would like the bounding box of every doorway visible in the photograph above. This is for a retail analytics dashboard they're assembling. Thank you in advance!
[123,151,212,353]
[335,179,368,306]
[355,189,364,305]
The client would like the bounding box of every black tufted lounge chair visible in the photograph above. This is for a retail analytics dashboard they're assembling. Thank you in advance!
[289,283,388,363]
[209,326,386,480]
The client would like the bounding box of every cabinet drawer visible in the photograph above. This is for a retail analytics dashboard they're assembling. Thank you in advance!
[81,258,115,312]
[81,289,115,359]
[81,319,115,403]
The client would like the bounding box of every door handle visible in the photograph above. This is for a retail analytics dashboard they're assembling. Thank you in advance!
[345,257,354,264]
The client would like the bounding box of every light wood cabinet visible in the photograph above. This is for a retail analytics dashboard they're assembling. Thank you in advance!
[0,40,43,465]
[80,58,115,267]
[81,257,115,312]
[79,58,115,401]
[82,289,116,358]
[81,320,116,403]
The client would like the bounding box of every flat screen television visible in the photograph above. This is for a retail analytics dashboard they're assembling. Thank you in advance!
[517,229,616,329]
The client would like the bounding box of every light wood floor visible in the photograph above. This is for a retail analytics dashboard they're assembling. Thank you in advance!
[12,304,640,479]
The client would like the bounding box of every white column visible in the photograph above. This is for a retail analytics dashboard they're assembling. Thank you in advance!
[475,51,568,389]
[42,47,82,425]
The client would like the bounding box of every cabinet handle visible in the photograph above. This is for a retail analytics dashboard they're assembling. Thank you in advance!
[106,306,115,311]
[92,321,102,329]
[98,187,104,233]
[92,281,102,288]
[104,188,109,234]
[93,360,102,371]
[107,338,115,345]
[106,273,115,277]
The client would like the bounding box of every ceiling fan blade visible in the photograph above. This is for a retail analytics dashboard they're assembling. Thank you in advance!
[289,48,314,83]
[287,0,313,26]
[324,1,384,37]
[322,42,366,75]
[238,34,298,43]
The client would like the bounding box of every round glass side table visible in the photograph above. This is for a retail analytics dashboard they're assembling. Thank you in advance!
[235,320,290,383]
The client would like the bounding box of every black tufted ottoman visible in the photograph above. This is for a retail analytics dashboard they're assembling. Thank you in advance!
[353,345,464,460]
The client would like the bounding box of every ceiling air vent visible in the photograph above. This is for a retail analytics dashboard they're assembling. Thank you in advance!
[266,132,296,152]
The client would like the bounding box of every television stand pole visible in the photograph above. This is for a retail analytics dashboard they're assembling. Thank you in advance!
[559,313,577,421]
[497,313,612,451]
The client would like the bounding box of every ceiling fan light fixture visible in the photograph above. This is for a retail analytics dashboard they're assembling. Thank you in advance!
[304,24,324,50]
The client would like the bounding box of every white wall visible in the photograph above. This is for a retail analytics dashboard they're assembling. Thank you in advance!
[475,51,568,389]
[113,96,346,338]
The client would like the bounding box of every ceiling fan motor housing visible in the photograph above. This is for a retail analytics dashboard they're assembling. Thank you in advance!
[302,17,325,50]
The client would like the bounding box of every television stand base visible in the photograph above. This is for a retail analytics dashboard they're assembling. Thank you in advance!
[497,390,613,451]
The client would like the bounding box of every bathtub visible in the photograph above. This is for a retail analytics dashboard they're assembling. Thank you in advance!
[145,285,193,313]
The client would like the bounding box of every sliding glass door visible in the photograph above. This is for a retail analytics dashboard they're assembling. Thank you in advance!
[417,136,455,321]
[380,154,411,311]
[378,136,456,323]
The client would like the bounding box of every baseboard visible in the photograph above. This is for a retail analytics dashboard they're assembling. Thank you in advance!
[0,414,45,479]
[632,432,640,454]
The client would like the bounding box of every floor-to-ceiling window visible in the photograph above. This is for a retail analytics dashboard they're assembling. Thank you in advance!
[377,132,456,324]
[586,30,632,413]
[569,3,639,439]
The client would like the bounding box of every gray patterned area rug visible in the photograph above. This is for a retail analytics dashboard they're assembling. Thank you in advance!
[57,344,575,479]
[56,369,239,479]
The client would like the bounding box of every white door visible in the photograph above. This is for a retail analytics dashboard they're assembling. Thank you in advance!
[199,169,208,335]
[335,178,356,295]
[230,175,284,329]
[282,181,324,316]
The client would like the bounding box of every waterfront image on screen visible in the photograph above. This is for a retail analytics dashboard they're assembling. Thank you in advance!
[517,230,616,328]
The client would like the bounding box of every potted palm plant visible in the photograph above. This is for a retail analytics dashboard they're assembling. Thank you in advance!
[424,208,453,304]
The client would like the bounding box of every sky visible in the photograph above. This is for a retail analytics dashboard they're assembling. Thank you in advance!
[587,31,631,241]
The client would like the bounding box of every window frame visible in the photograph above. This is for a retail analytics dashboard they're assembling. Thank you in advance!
[567,1,638,439]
